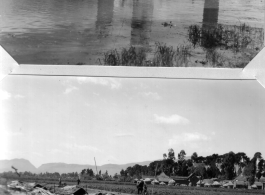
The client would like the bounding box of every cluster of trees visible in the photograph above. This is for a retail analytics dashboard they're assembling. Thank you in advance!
[80,169,114,181]
[120,149,265,184]
[81,168,94,176]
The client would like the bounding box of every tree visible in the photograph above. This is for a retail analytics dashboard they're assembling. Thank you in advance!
[168,148,175,160]
[113,173,119,179]
[257,159,264,180]
[179,160,191,176]
[192,163,207,179]
[196,156,205,163]
[191,152,198,162]
[243,153,262,185]
[120,169,125,176]
[221,151,236,180]
[163,153,167,159]
[161,158,175,176]
[178,150,186,161]
[254,152,262,159]
[85,169,94,176]
[234,152,250,170]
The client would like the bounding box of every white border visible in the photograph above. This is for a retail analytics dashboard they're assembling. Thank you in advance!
[1,45,264,85]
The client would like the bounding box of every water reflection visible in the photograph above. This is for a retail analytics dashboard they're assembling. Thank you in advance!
[0,0,263,66]
[96,0,114,38]
[202,0,219,29]
[130,0,154,47]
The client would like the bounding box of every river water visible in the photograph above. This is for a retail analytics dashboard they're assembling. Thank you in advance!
[0,0,264,66]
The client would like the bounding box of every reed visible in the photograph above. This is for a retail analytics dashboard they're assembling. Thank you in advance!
[101,46,147,66]
[188,23,253,52]
[152,43,192,67]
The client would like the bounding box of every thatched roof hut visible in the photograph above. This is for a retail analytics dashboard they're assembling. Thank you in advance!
[251,184,257,189]
[223,181,233,187]
[157,172,171,183]
[151,179,159,185]
[212,181,221,188]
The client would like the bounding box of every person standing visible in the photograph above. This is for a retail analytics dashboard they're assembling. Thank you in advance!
[59,177,61,186]
[143,182,148,195]
[77,173,81,185]
[137,180,144,194]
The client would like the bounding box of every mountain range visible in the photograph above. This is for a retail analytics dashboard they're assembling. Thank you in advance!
[0,159,152,176]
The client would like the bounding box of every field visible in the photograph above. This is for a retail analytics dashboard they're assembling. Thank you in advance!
[3,177,264,195]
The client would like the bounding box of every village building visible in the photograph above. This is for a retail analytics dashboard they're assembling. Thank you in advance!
[233,176,248,189]
[171,173,200,186]
[156,172,171,184]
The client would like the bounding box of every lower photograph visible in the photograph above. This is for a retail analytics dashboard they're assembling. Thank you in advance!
[1,75,265,195]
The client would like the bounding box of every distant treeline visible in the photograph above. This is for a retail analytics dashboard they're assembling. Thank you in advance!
[119,150,264,185]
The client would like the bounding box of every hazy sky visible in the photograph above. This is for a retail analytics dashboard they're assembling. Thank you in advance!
[1,75,265,167]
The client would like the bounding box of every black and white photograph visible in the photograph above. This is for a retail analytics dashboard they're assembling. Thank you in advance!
[0,0,265,195]
[1,75,265,194]
[0,0,264,67]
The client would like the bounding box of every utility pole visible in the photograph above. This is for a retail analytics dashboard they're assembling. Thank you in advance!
[94,157,98,175]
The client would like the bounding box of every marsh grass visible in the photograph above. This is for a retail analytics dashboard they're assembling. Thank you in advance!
[152,43,176,66]
[101,43,192,67]
[100,46,147,66]
[205,49,226,67]
[151,43,192,67]
[120,46,146,66]
[188,23,253,52]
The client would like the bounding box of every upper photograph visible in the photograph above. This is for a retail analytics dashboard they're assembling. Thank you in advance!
[1,0,264,68]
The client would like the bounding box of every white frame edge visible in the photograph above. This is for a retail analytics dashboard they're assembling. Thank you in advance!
[0,45,264,85]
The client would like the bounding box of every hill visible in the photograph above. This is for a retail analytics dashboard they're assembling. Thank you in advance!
[38,161,152,176]
[0,159,152,176]
[0,158,37,173]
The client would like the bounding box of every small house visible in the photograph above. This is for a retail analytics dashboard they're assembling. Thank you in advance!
[171,173,199,186]
[171,176,189,185]
[223,181,233,189]
[234,181,247,189]
[254,182,263,190]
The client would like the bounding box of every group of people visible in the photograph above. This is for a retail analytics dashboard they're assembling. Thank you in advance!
[136,180,148,195]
